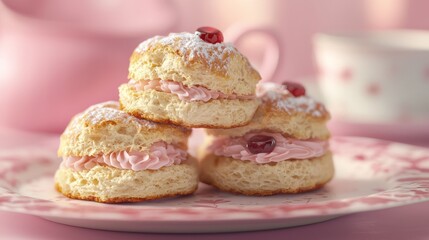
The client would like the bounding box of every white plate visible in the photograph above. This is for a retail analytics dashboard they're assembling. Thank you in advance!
[1,136,429,233]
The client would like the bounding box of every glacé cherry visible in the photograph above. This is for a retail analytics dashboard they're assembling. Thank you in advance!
[196,26,224,44]
[282,82,306,97]
[246,135,276,154]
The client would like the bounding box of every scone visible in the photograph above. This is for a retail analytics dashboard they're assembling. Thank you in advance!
[200,82,334,195]
[55,101,198,203]
[119,27,261,128]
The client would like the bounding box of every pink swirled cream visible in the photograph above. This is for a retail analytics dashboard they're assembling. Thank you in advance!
[61,142,187,171]
[209,132,328,164]
[129,79,254,102]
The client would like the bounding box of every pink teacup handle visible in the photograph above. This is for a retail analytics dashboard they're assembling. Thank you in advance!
[226,25,281,82]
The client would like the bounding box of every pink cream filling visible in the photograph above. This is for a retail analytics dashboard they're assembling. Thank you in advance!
[130,79,254,102]
[61,142,187,171]
[209,132,328,164]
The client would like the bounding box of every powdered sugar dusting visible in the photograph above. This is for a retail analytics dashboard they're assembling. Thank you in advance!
[256,82,328,117]
[65,101,156,134]
[135,32,239,70]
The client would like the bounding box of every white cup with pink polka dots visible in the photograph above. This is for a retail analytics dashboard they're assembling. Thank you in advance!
[314,30,429,124]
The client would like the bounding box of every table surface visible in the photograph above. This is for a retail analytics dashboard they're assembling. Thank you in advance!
[1,127,429,240]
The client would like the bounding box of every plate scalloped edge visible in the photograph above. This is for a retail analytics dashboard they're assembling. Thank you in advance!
[0,137,429,222]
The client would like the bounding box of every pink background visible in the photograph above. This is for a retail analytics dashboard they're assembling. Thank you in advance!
[1,0,429,133]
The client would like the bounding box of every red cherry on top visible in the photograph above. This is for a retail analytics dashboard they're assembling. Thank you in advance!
[246,135,276,154]
[282,82,306,97]
[196,26,224,44]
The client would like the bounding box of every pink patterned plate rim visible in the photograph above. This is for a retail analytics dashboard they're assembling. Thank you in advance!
[1,136,429,222]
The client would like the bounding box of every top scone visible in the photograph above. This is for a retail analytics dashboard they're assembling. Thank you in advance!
[58,101,190,158]
[207,82,331,140]
[119,30,261,128]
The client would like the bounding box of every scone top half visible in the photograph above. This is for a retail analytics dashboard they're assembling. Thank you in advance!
[206,82,331,164]
[58,101,191,171]
[119,30,262,128]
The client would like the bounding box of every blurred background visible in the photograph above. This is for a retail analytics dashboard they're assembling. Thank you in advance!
[0,0,428,144]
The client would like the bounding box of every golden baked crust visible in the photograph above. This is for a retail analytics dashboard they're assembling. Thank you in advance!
[200,152,334,196]
[55,159,199,203]
[119,84,259,128]
[128,32,261,95]
[58,101,190,157]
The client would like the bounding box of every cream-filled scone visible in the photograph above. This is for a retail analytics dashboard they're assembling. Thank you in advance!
[119,27,261,128]
[200,82,334,196]
[55,101,198,203]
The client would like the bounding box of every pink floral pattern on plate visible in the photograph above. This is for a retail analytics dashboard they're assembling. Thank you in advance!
[1,137,429,223]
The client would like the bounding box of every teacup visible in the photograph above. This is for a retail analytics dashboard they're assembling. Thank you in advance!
[314,30,429,123]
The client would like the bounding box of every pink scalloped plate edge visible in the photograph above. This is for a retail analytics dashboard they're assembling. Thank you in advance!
[1,137,429,224]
